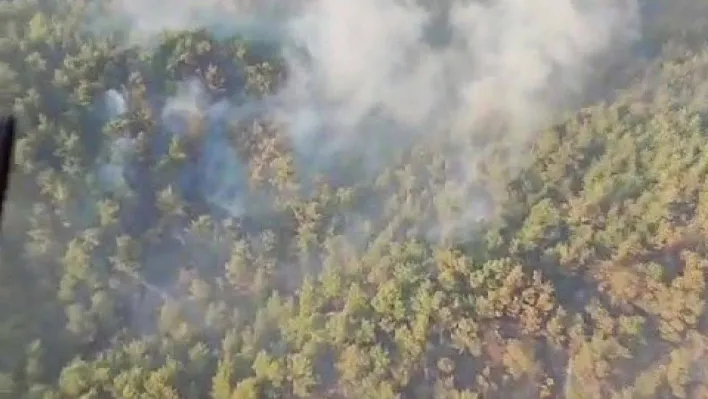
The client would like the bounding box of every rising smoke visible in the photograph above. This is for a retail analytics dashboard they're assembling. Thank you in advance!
[95,0,641,244]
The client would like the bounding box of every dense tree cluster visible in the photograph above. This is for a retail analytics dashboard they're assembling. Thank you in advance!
[3,0,708,398]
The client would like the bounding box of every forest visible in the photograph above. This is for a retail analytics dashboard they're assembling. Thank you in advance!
[3,0,708,398]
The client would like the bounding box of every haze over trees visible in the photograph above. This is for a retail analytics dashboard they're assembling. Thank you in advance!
[2,0,708,398]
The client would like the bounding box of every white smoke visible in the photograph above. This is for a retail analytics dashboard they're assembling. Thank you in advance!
[96,89,135,195]
[104,88,128,117]
[102,0,641,241]
[278,0,640,144]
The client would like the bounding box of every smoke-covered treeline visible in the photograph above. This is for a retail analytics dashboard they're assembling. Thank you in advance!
[2,0,708,397]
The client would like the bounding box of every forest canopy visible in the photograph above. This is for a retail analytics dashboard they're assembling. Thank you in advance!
[2,0,708,398]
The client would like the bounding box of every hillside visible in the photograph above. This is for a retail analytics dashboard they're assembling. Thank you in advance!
[2,0,708,398]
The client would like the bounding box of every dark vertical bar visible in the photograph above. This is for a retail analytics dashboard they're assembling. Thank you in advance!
[0,115,16,225]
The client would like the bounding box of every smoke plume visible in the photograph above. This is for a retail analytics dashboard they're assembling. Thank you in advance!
[97,0,641,243]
